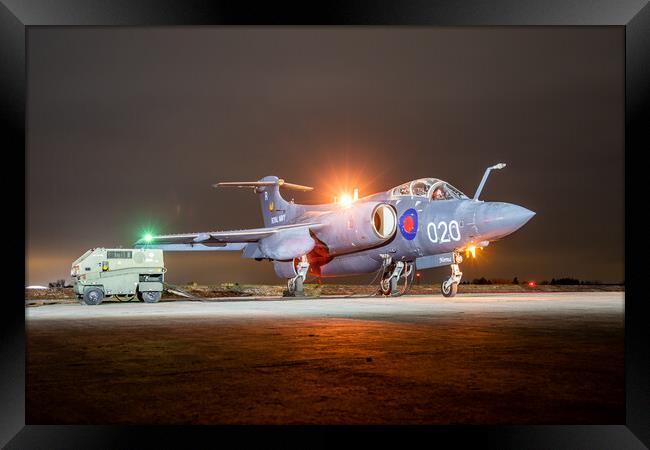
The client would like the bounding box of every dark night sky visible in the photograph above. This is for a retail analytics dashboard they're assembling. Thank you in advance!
[26,27,624,285]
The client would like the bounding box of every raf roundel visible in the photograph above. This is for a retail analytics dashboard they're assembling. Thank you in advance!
[398,208,418,240]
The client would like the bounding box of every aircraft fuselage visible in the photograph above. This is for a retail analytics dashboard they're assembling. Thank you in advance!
[270,192,534,278]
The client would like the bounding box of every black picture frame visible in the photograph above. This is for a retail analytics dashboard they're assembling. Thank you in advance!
[4,1,648,447]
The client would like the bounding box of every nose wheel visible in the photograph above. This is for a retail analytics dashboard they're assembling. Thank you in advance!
[441,278,458,297]
[441,255,463,298]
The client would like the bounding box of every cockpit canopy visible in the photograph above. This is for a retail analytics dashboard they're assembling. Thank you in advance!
[389,178,469,200]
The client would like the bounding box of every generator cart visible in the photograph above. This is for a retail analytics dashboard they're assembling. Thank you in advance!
[71,248,165,305]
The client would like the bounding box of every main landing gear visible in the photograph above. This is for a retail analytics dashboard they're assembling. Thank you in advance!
[441,253,463,298]
[284,256,310,297]
[379,258,414,297]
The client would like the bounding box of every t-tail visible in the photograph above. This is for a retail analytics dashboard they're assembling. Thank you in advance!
[214,176,313,227]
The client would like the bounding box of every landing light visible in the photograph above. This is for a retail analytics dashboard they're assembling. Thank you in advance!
[465,245,477,259]
[143,233,153,243]
[334,187,359,207]
[339,193,353,207]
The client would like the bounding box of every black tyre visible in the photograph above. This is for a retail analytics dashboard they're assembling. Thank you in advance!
[293,277,304,296]
[379,270,392,296]
[284,278,305,297]
[380,262,414,297]
[441,281,458,298]
[139,291,161,303]
[83,288,104,305]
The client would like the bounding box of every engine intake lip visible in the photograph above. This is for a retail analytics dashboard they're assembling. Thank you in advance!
[371,203,397,239]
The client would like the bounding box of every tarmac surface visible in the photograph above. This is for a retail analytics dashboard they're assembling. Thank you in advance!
[26,292,624,424]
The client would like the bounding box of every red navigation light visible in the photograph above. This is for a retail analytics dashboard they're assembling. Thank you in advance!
[528,281,536,286]
[416,272,421,278]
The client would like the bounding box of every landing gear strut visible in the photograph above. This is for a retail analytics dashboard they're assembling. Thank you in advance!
[284,256,310,297]
[380,259,414,297]
[441,253,463,298]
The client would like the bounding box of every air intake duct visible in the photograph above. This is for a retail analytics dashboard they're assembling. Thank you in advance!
[311,202,397,256]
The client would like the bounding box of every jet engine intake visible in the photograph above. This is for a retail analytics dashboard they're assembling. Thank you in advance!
[311,202,397,256]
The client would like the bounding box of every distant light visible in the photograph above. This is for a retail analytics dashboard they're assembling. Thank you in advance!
[465,245,477,259]
[416,272,421,278]
[528,281,536,286]
[339,193,353,206]
[143,233,153,243]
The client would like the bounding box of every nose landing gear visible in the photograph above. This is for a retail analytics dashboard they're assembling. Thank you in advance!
[441,253,463,298]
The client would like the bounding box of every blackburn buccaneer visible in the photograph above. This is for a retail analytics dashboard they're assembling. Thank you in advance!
[135,164,535,297]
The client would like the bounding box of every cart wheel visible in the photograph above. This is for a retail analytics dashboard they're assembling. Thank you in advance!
[83,288,104,305]
[139,291,161,303]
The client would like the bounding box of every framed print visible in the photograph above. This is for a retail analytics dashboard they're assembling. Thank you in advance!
[5,0,649,447]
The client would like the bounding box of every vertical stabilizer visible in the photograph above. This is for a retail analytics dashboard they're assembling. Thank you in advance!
[255,176,292,227]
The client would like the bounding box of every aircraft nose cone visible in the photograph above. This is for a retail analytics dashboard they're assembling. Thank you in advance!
[476,202,535,240]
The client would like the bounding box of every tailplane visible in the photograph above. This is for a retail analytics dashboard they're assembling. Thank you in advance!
[214,176,313,227]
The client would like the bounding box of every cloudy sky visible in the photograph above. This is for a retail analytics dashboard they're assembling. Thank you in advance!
[27,27,623,285]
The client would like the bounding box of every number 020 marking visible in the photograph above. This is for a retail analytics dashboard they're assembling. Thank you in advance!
[427,220,461,243]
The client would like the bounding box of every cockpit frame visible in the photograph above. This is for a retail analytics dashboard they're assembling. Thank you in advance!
[389,178,468,201]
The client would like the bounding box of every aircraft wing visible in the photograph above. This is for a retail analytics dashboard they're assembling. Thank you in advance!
[134,222,323,251]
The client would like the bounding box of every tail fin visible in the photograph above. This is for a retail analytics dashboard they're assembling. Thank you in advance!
[214,176,313,227]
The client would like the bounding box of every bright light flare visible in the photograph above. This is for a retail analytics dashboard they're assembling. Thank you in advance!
[465,245,477,259]
[317,159,375,205]
[339,193,353,207]
[137,223,159,245]
[528,281,536,287]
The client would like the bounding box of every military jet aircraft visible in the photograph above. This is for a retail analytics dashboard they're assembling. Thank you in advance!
[135,164,535,297]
